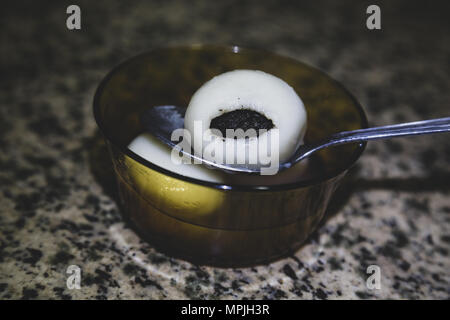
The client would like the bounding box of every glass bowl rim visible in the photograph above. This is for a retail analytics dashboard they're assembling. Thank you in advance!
[93,44,368,192]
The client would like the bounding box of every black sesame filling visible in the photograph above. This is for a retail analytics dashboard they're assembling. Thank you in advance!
[210,109,274,138]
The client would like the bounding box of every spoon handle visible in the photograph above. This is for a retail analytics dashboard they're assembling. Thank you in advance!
[294,117,450,162]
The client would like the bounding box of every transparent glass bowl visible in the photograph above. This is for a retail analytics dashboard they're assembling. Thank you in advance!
[93,45,367,267]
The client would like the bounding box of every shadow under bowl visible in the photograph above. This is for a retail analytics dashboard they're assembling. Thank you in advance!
[93,45,368,267]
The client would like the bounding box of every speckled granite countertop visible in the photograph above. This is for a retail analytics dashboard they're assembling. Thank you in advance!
[0,1,449,299]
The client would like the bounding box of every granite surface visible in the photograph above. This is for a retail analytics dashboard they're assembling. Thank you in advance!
[0,0,449,299]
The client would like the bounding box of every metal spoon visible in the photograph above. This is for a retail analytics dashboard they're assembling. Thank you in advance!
[140,105,450,174]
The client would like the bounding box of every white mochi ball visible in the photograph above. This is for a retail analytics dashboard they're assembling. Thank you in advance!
[184,70,307,168]
[128,133,227,183]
